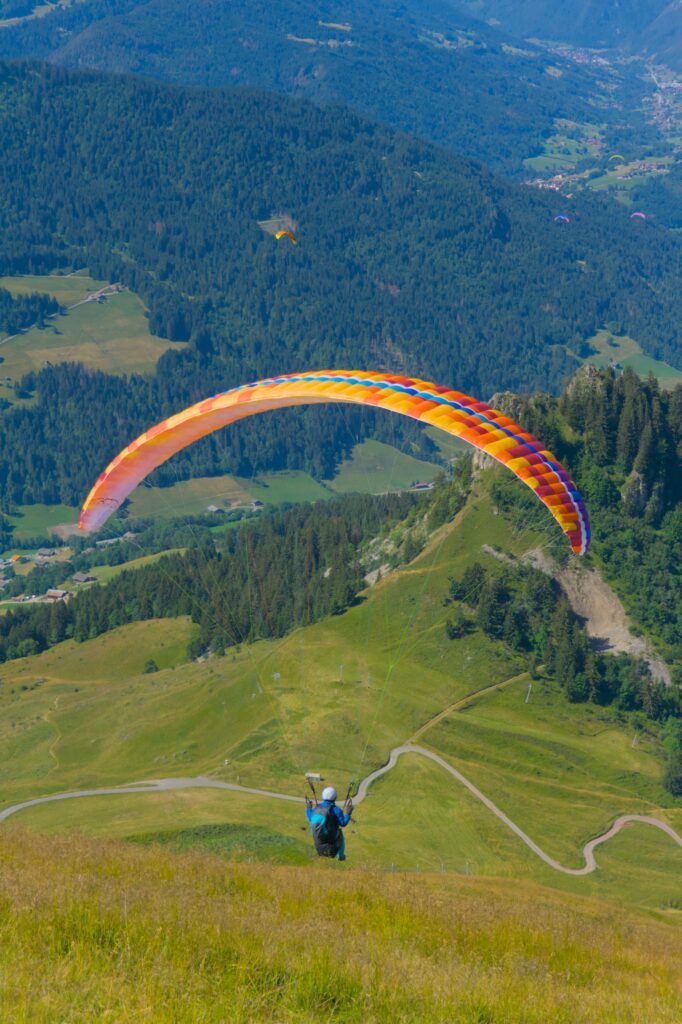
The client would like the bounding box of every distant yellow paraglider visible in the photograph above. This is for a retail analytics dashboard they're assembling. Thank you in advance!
[275,230,297,245]
[608,154,625,163]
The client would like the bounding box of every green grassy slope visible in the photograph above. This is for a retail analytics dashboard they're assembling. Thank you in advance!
[1,491,679,912]
[113,440,442,521]
[581,329,682,390]
[4,503,78,541]
[2,828,681,1023]
[0,272,100,305]
[326,440,440,494]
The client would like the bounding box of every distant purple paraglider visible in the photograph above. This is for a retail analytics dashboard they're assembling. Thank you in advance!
[630,211,647,220]
[554,215,571,224]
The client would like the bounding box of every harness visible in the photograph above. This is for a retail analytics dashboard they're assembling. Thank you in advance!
[306,777,355,858]
[311,804,342,858]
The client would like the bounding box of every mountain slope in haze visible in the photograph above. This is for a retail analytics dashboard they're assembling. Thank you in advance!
[0,0,632,174]
[0,62,681,504]
[456,1,682,70]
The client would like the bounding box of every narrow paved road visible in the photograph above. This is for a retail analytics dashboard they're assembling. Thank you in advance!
[0,777,301,824]
[2,745,680,875]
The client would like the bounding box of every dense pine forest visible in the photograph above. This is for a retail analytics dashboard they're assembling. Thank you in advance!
[0,287,59,336]
[0,63,681,505]
[633,164,682,230]
[0,492,420,659]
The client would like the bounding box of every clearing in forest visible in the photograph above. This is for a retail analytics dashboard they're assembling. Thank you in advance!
[582,329,682,390]
[0,275,186,383]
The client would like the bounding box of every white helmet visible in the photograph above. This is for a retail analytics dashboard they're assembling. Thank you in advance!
[322,786,337,802]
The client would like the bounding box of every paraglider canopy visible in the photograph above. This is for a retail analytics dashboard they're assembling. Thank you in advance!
[609,154,625,163]
[554,215,570,224]
[275,229,297,244]
[630,211,647,220]
[79,370,591,556]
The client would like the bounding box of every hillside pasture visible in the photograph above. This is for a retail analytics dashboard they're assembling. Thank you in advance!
[77,549,187,586]
[125,444,445,524]
[325,439,440,494]
[125,476,255,520]
[0,494,679,910]
[0,272,102,306]
[5,503,78,541]
[0,280,186,381]
[2,828,681,1023]
[242,471,331,505]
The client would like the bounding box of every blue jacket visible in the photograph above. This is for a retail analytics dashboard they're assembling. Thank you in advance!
[306,800,351,829]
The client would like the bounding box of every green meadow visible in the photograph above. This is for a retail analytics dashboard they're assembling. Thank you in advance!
[125,440,445,522]
[523,119,606,174]
[72,549,187,586]
[244,470,331,505]
[4,503,79,542]
[0,275,186,383]
[125,470,329,521]
[1,493,679,913]
[0,272,102,306]
[125,475,255,520]
[586,156,675,197]
[583,329,682,389]
[326,439,440,494]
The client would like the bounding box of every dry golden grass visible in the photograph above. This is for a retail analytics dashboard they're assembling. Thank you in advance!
[1,829,680,1023]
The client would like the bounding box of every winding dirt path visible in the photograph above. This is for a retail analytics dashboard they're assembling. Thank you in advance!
[354,745,682,875]
[408,672,528,743]
[2,745,680,876]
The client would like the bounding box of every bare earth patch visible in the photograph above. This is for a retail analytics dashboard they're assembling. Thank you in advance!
[524,548,671,684]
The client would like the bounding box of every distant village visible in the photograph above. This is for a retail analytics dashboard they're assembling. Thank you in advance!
[0,531,139,606]
[525,158,672,194]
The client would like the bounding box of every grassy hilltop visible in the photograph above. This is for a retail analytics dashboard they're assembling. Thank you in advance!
[1,827,681,1024]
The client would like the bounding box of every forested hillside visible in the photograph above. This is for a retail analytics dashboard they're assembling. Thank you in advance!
[0,491,423,659]
[0,63,681,505]
[6,369,682,673]
[633,163,682,230]
[0,0,636,173]
[496,367,682,665]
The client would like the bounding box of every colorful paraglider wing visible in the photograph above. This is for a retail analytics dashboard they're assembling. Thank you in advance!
[275,230,297,244]
[79,371,590,555]
[609,154,625,162]
[554,215,570,223]
[630,211,647,220]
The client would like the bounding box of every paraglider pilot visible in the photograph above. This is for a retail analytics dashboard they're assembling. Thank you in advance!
[306,786,352,861]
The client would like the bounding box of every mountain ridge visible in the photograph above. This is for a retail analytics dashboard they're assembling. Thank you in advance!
[0,0,637,173]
